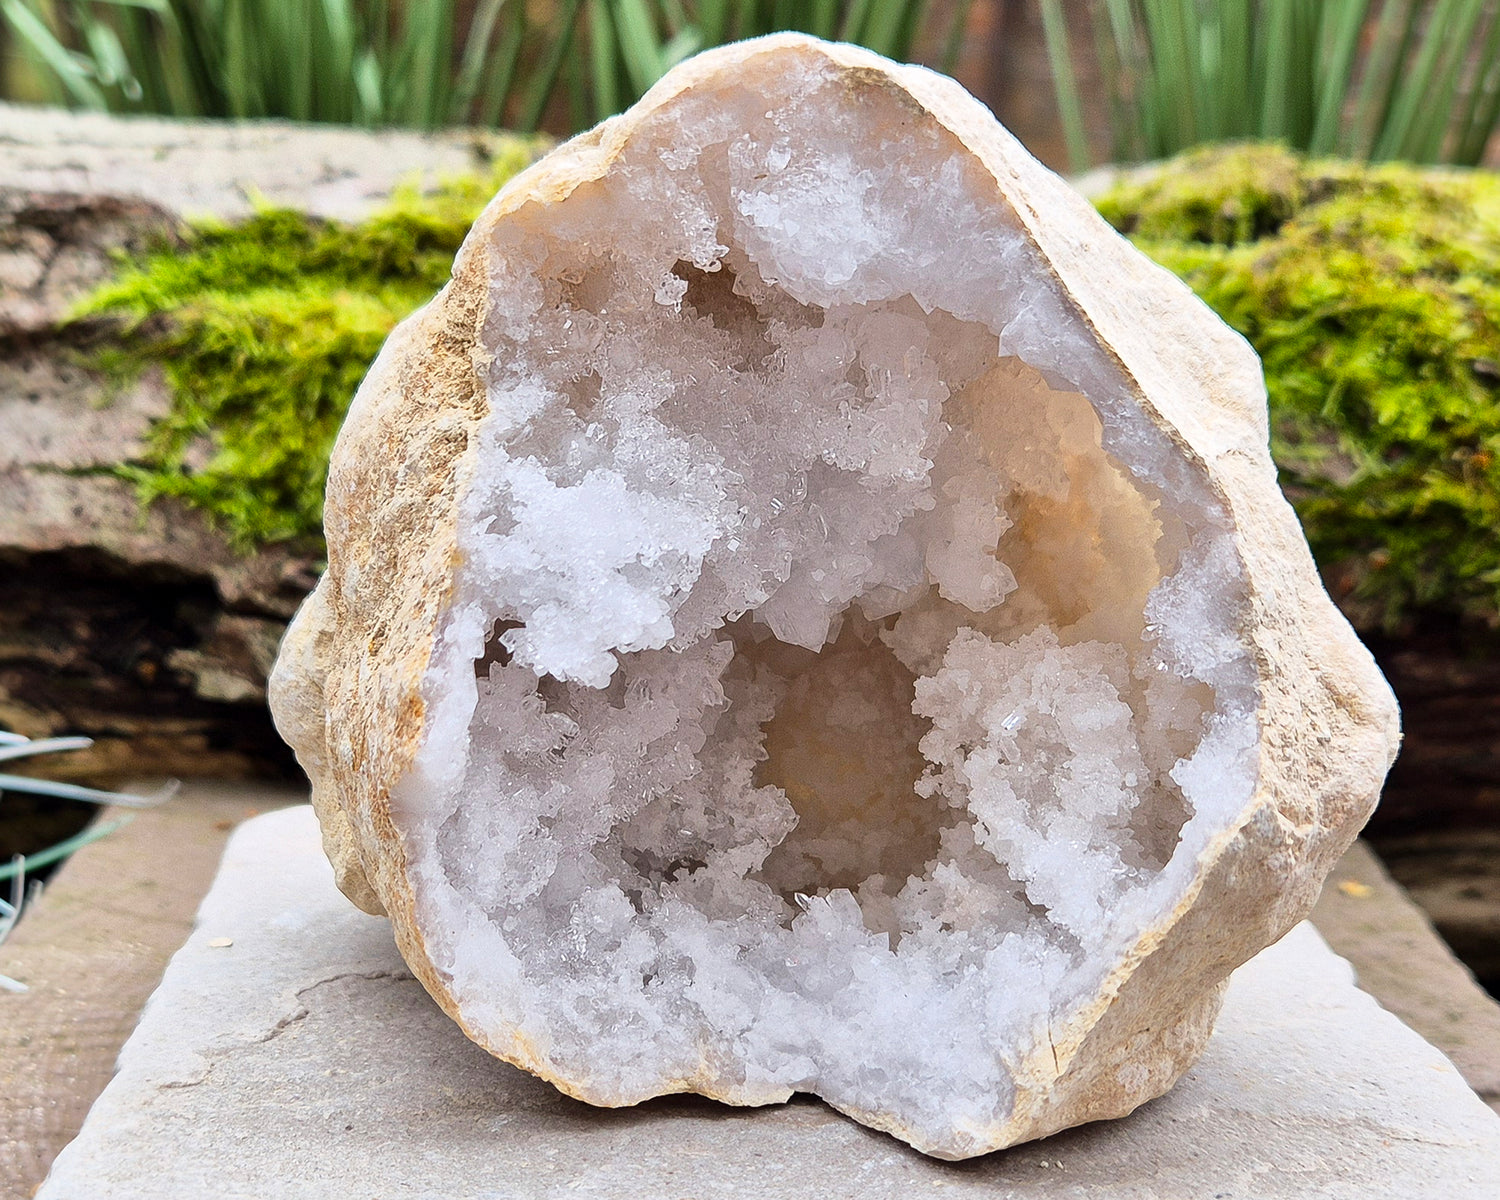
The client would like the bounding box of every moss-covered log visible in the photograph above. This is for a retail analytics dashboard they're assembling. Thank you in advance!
[0,105,536,782]
[1098,145,1500,850]
[1097,145,1500,636]
[77,154,533,547]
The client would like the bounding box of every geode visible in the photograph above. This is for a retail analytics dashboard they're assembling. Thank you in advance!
[269,35,1400,1158]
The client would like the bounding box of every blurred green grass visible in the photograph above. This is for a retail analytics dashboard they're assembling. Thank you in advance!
[0,0,969,133]
[1041,1,1500,171]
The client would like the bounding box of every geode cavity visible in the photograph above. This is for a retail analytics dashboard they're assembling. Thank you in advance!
[269,35,1400,1159]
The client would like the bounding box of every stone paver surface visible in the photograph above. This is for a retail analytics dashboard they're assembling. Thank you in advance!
[35,806,1500,1200]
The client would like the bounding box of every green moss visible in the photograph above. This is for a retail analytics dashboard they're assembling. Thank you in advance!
[1097,144,1500,632]
[75,141,539,548]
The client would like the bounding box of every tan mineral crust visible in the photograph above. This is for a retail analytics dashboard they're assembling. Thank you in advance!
[269,35,1401,1159]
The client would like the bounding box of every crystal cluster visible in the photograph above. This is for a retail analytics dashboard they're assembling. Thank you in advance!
[271,36,1399,1159]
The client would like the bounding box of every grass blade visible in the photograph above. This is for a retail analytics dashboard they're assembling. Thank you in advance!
[862,0,915,57]
[1209,0,1252,140]
[353,47,383,123]
[0,772,170,807]
[839,0,875,43]
[1257,0,1297,141]
[565,27,589,130]
[1309,0,1372,153]
[162,0,225,117]
[1373,0,1457,159]
[1039,0,1090,172]
[697,0,731,43]
[1139,0,1195,154]
[1099,0,1145,159]
[317,0,360,118]
[1454,8,1500,164]
[83,19,136,97]
[587,0,621,120]
[1,0,108,108]
[772,0,802,31]
[1404,0,1487,162]
[285,0,315,120]
[937,0,973,74]
[405,0,456,128]
[518,0,584,132]
[660,25,702,72]
[453,0,509,122]
[477,1,525,127]
[612,0,666,96]
[0,817,133,881]
[1088,0,1130,157]
[1348,0,1409,156]
[118,6,172,109]
[808,0,838,40]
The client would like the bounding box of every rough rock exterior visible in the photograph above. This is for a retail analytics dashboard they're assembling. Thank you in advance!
[270,36,1400,1158]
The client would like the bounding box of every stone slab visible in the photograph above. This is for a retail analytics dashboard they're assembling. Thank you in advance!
[0,102,521,222]
[38,807,1500,1199]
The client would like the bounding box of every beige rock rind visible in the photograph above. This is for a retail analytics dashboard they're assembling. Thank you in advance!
[269,35,1400,1159]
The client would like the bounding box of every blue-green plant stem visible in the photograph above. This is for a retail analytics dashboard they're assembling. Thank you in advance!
[0,773,171,806]
[0,817,132,882]
[0,728,176,979]
[0,736,93,763]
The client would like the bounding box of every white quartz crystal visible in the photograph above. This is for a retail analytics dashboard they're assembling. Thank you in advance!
[401,51,1256,1140]
[270,35,1399,1160]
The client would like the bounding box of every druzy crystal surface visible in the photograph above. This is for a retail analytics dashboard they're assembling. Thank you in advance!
[385,54,1260,1149]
